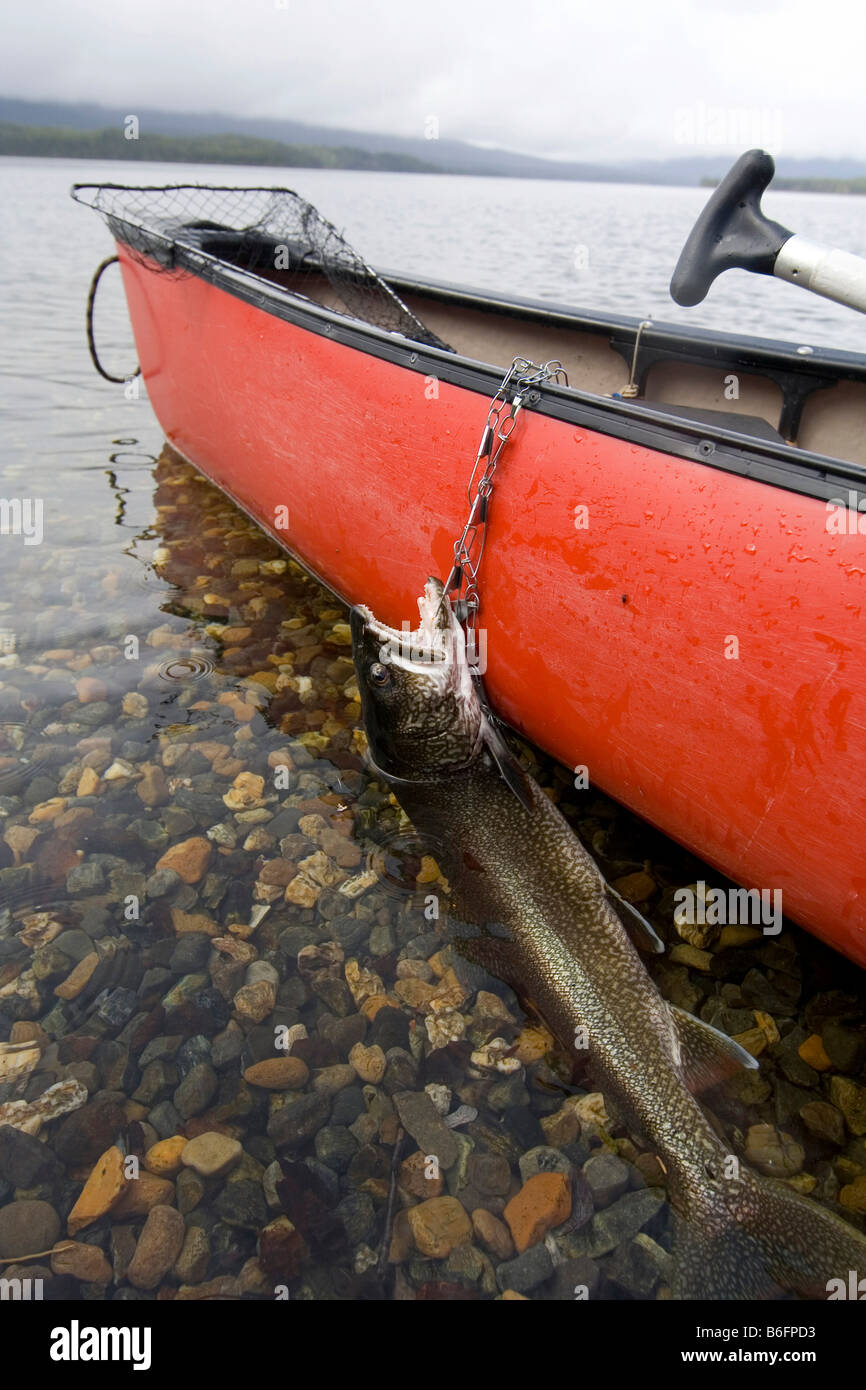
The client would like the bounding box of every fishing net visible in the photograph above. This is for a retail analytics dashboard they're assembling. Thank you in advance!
[71,183,451,350]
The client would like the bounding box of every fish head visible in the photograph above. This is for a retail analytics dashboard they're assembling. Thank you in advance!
[350,577,484,781]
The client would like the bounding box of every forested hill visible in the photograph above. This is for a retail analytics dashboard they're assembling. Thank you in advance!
[0,122,440,172]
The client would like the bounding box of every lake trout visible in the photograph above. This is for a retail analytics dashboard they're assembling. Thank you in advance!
[351,577,866,1300]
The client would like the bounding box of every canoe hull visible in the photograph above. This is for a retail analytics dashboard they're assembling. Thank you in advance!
[117,248,866,967]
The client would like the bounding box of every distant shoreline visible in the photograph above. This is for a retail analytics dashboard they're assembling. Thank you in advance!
[701,174,865,195]
[4,122,862,194]
[0,121,699,187]
[0,122,440,174]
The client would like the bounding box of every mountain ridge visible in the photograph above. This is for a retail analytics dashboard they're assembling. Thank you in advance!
[3,96,866,185]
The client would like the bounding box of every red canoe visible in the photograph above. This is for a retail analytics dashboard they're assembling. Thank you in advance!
[73,184,866,967]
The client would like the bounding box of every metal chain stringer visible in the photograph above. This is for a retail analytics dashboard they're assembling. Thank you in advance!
[444,355,568,663]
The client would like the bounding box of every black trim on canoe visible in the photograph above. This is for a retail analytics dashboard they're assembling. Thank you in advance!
[126,236,866,507]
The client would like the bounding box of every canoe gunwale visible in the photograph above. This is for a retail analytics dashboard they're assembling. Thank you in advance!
[380,265,866,373]
[122,235,866,507]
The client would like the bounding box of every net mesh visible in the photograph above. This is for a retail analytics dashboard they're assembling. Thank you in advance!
[71,183,451,350]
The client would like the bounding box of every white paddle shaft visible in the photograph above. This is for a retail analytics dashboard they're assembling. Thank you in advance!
[775,235,866,315]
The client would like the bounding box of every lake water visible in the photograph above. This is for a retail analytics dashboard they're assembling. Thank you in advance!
[0,155,864,1305]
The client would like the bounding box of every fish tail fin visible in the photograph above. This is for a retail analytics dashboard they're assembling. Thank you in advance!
[671,1200,784,1300]
[672,1165,866,1299]
[734,1167,866,1299]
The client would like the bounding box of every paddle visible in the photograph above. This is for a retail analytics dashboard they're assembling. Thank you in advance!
[671,149,866,316]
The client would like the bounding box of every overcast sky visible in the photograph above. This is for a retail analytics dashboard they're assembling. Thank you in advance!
[2,0,865,161]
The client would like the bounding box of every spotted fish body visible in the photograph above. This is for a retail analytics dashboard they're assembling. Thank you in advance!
[351,579,866,1300]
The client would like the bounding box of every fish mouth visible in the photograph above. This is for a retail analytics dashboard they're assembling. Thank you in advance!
[356,578,459,672]
[353,578,484,769]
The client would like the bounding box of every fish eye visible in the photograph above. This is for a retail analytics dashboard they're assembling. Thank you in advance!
[369,662,391,687]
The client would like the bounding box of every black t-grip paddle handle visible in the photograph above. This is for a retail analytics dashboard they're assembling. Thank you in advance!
[670,149,793,306]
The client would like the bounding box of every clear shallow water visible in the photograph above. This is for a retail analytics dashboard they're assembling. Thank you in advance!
[0,156,864,1305]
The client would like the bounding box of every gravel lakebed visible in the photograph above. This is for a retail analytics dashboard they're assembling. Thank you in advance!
[0,445,864,1302]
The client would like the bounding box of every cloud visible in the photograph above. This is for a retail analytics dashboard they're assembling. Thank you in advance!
[0,0,863,160]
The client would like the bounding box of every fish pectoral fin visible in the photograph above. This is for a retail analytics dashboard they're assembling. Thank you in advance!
[669,1004,759,1094]
[452,922,522,987]
[480,714,535,813]
[604,882,666,954]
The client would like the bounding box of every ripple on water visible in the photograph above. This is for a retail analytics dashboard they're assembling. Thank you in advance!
[0,721,46,793]
[136,561,179,594]
[157,654,215,683]
[367,828,457,901]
